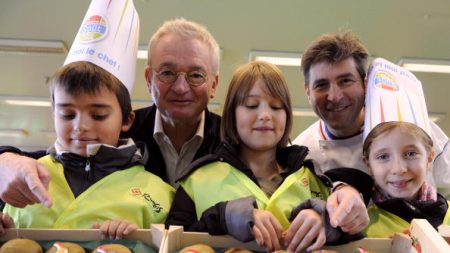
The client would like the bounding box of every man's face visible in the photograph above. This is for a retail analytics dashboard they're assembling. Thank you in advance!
[145,34,218,126]
[305,57,366,137]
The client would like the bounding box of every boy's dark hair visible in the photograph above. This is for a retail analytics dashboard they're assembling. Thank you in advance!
[50,61,132,124]
[301,30,369,84]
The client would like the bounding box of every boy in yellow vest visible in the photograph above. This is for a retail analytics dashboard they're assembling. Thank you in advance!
[0,0,174,239]
[1,62,174,238]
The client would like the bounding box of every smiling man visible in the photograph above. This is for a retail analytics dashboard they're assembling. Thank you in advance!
[293,31,368,175]
[126,18,221,187]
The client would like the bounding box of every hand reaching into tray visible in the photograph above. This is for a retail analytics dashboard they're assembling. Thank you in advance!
[92,219,138,240]
[0,212,15,235]
[252,209,283,252]
[284,209,326,252]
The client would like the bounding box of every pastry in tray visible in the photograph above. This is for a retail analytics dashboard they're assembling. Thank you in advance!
[0,238,43,253]
[223,248,252,253]
[353,247,374,253]
[91,244,131,253]
[179,243,215,253]
[46,241,85,253]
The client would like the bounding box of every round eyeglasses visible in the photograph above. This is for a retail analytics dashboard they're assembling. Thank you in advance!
[154,69,208,87]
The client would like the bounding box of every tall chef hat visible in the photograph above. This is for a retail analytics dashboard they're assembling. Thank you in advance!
[363,57,431,140]
[64,0,139,93]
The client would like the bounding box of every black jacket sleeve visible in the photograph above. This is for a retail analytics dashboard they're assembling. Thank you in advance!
[324,167,373,205]
[165,186,228,235]
[0,146,46,159]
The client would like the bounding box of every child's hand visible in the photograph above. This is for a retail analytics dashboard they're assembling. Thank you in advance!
[284,209,325,252]
[91,219,138,240]
[252,209,283,252]
[0,212,15,235]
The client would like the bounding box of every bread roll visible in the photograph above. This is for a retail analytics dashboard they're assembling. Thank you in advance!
[46,242,85,253]
[224,248,252,253]
[354,247,374,253]
[91,244,131,253]
[0,238,43,253]
[179,244,214,253]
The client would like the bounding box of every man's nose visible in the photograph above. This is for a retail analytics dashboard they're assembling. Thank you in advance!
[327,83,344,102]
[171,73,190,93]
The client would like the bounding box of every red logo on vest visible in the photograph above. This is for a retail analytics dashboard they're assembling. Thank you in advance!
[131,187,141,196]
[301,178,309,187]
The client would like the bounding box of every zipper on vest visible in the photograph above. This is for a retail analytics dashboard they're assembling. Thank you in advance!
[85,159,95,181]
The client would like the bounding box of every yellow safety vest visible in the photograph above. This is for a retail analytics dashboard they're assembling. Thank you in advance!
[181,161,330,230]
[364,201,450,238]
[4,155,175,229]
[444,204,450,224]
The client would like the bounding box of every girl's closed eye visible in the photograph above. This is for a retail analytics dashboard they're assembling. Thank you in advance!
[244,99,259,109]
[245,104,258,109]
[270,101,283,110]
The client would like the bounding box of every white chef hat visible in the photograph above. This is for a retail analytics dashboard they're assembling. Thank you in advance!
[64,0,139,93]
[363,58,431,140]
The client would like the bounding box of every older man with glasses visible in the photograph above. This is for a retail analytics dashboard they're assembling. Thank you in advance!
[129,18,221,187]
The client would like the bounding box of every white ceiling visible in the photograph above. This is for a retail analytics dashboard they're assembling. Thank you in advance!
[1,0,450,150]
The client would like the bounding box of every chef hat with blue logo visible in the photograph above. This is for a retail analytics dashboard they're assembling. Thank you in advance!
[363,57,431,140]
[64,0,139,93]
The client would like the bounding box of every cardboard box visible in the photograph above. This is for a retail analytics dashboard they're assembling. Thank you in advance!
[410,219,450,253]
[164,226,264,253]
[438,224,450,244]
[0,224,166,253]
[164,226,409,253]
[165,220,450,253]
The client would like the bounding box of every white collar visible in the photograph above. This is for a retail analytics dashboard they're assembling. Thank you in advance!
[154,109,205,139]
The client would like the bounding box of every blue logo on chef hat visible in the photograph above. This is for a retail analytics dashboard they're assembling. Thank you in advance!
[79,15,108,43]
